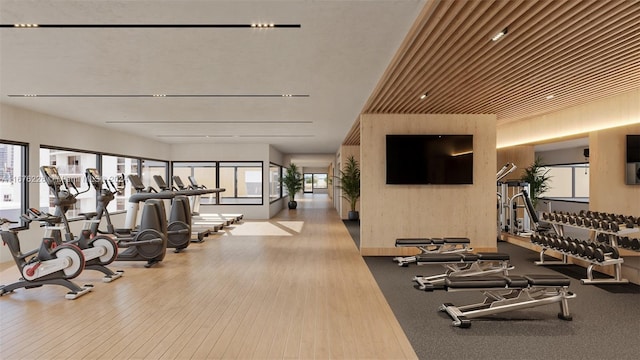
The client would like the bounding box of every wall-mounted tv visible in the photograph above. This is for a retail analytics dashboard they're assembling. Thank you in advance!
[626,134,640,185]
[386,134,473,185]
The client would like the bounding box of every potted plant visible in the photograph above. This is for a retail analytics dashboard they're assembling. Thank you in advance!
[520,156,551,208]
[283,162,304,209]
[338,155,361,220]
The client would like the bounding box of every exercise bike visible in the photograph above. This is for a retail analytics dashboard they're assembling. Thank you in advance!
[82,169,169,267]
[0,217,92,299]
[40,166,123,282]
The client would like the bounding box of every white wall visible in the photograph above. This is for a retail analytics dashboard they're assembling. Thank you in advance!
[0,103,171,262]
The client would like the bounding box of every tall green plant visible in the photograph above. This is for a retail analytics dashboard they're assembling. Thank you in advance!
[338,155,360,212]
[520,156,551,208]
[283,163,304,202]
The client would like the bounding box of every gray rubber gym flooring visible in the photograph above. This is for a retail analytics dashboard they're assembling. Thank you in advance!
[343,221,640,360]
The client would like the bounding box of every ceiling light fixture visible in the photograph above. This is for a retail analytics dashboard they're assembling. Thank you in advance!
[491,28,508,41]
[419,92,428,100]
[1,23,299,29]
[546,95,555,99]
[8,93,309,98]
[251,23,275,28]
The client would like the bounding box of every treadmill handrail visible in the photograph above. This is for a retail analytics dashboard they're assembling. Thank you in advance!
[129,191,175,203]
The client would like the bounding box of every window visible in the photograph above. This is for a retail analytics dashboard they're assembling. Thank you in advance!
[0,141,27,221]
[303,173,328,192]
[102,155,139,212]
[219,162,263,204]
[141,159,168,190]
[269,163,282,202]
[172,162,218,204]
[544,163,589,199]
[39,147,97,217]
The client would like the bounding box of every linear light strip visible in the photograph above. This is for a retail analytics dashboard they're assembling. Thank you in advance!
[107,121,312,124]
[157,135,233,138]
[1,24,301,28]
[238,135,314,138]
[157,135,314,138]
[8,94,309,98]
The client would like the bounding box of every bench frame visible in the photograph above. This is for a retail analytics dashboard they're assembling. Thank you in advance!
[393,238,473,266]
[439,279,575,328]
[413,256,513,291]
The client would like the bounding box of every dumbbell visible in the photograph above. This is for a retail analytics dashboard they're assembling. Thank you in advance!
[531,234,540,245]
[594,244,620,262]
[609,222,620,232]
[619,236,629,248]
[583,218,595,228]
[577,241,588,257]
[568,239,579,255]
[631,238,640,251]
[596,233,609,243]
[584,243,596,259]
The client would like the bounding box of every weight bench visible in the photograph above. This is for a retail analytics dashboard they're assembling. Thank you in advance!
[439,274,576,328]
[393,237,473,266]
[412,252,513,291]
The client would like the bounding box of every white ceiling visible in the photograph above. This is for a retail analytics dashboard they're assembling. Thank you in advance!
[0,0,426,154]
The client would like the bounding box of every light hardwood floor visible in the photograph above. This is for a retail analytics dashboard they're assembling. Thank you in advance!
[0,195,417,360]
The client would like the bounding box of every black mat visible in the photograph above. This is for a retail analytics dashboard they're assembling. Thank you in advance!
[343,222,640,360]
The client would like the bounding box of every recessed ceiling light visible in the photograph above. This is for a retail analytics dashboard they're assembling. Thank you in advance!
[252,23,276,28]
[419,93,428,100]
[491,28,508,41]
[546,95,555,99]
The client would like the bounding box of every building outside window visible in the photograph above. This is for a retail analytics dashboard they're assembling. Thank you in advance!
[172,162,218,204]
[39,147,97,217]
[219,161,263,204]
[269,163,282,202]
[0,141,27,221]
[102,155,139,212]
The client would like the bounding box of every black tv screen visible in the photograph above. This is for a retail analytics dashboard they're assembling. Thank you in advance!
[627,135,640,162]
[626,135,640,185]
[386,134,473,185]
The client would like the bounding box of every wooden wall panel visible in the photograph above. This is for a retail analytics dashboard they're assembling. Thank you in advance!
[360,114,497,254]
[589,123,640,216]
[497,90,640,148]
[497,145,534,180]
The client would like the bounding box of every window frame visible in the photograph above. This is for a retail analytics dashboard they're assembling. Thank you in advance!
[218,161,264,205]
[0,139,29,223]
[269,162,283,203]
[541,162,589,200]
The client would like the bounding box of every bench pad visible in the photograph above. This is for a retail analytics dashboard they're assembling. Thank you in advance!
[524,274,571,287]
[416,254,465,263]
[476,252,510,261]
[395,238,431,246]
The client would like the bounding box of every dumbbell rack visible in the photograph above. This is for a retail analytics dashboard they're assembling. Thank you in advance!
[536,218,638,285]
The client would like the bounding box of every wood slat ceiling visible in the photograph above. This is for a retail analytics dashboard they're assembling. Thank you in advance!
[344,0,640,145]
